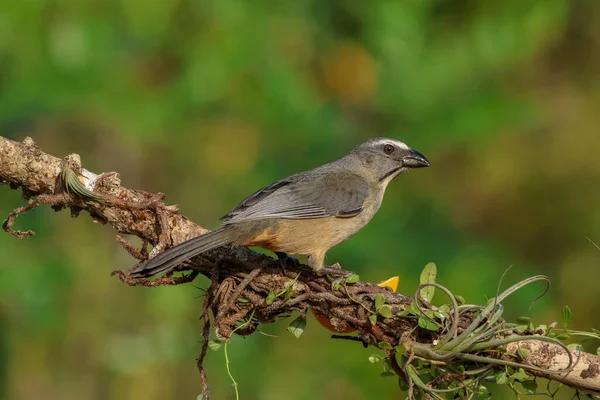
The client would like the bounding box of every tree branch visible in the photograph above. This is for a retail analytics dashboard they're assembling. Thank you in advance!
[1,135,599,398]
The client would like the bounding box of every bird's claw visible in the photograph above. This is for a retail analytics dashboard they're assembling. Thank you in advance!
[275,252,300,275]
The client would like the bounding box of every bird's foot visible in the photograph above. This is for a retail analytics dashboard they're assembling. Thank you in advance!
[274,252,300,275]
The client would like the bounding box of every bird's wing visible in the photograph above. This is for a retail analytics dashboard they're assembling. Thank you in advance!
[220,172,369,223]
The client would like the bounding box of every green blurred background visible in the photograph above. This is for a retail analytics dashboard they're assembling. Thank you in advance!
[1,0,599,399]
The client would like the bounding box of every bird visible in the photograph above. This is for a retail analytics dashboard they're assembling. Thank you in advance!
[130,138,430,278]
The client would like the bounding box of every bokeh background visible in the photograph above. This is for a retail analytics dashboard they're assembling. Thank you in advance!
[1,1,600,399]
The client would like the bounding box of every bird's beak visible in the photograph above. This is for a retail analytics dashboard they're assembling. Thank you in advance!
[402,149,430,168]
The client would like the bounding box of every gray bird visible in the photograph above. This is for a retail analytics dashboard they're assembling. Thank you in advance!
[130,138,430,278]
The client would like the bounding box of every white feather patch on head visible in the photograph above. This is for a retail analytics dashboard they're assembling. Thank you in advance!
[370,137,409,150]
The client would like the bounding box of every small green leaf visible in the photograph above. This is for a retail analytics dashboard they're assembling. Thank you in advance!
[516,316,531,325]
[398,376,409,391]
[382,358,391,373]
[409,301,420,315]
[596,346,600,356]
[563,306,572,329]
[418,316,441,331]
[332,283,341,291]
[478,385,489,398]
[395,344,407,357]
[592,328,600,335]
[438,304,450,315]
[455,295,465,305]
[284,285,294,301]
[382,357,392,372]
[265,292,277,305]
[345,274,360,284]
[378,342,393,350]
[379,305,393,319]
[208,340,223,351]
[369,314,378,325]
[494,371,508,385]
[374,294,385,311]
[380,359,395,377]
[514,324,528,333]
[419,262,437,302]
[287,316,306,338]
[369,354,382,363]
[517,347,528,359]
[511,368,532,382]
[197,392,209,400]
[520,380,537,394]
[567,343,583,351]
[555,334,570,340]
[433,310,447,320]
[549,322,558,330]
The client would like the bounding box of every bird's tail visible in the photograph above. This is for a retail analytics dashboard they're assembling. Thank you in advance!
[130,227,233,278]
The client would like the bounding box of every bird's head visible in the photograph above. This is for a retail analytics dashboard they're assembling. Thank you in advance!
[351,137,430,185]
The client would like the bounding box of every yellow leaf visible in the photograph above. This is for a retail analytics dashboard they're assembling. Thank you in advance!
[378,276,399,292]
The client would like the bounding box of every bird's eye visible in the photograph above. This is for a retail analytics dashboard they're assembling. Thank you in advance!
[383,144,395,154]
